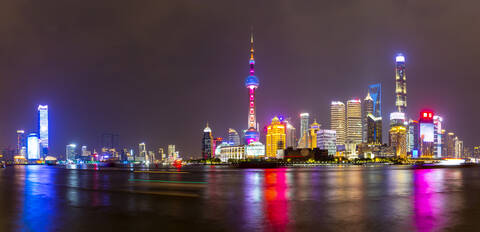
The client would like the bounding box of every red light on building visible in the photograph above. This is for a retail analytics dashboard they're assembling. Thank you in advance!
[420,110,434,123]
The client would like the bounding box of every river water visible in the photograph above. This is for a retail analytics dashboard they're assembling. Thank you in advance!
[0,165,479,231]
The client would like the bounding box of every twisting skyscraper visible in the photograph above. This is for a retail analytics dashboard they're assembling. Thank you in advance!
[395,54,407,113]
[244,33,260,144]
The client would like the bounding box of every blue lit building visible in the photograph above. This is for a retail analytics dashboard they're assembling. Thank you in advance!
[368,83,381,117]
[27,133,40,160]
[38,105,49,157]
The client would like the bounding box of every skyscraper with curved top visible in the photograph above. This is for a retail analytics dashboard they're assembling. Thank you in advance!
[244,32,260,145]
[395,54,407,113]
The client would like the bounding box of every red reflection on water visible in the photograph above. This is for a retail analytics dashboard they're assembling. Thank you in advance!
[264,169,289,230]
[413,169,445,232]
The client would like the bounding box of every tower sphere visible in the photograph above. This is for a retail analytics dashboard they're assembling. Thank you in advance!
[245,75,259,88]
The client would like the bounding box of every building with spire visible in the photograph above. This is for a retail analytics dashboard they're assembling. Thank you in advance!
[362,92,373,143]
[244,32,260,145]
[202,123,214,159]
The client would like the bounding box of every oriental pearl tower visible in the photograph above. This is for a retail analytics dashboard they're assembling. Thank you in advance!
[244,32,260,144]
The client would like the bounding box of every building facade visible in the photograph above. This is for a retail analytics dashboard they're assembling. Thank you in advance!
[227,129,241,146]
[347,99,362,145]
[27,133,40,160]
[202,124,214,159]
[38,105,49,157]
[266,116,286,158]
[317,129,337,156]
[395,54,407,113]
[331,101,346,145]
[298,113,310,148]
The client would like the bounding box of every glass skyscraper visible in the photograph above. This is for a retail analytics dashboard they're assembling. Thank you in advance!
[395,55,407,113]
[38,105,49,157]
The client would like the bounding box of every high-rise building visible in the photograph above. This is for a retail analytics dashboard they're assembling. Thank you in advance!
[455,137,463,158]
[369,84,382,117]
[27,133,40,160]
[284,119,296,148]
[444,132,456,158]
[362,93,373,143]
[297,113,310,148]
[309,120,321,148]
[389,125,407,158]
[227,129,241,146]
[66,144,77,161]
[38,105,49,157]
[266,116,286,158]
[395,54,407,113]
[16,130,26,155]
[419,111,434,158]
[139,142,147,161]
[168,145,176,159]
[433,115,443,158]
[407,120,419,153]
[331,101,346,145]
[202,123,214,159]
[347,99,362,145]
[366,114,382,144]
[317,129,337,155]
[158,148,165,160]
[244,33,260,144]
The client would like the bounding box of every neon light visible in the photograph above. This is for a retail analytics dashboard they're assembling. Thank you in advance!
[396,54,405,62]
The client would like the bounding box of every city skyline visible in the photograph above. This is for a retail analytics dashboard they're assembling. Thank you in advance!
[1,1,479,158]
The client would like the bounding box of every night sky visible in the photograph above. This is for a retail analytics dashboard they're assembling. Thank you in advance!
[1,0,479,158]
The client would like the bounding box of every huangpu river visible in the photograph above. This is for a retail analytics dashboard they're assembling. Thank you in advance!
[1,165,479,231]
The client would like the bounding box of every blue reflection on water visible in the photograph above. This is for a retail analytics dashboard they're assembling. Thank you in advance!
[20,166,57,232]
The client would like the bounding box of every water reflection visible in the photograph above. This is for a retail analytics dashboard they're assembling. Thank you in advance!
[263,169,290,230]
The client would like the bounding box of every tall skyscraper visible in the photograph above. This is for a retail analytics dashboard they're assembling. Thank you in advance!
[445,132,456,158]
[244,33,260,144]
[395,54,407,113]
[389,125,407,158]
[407,120,419,153]
[347,99,362,145]
[433,115,443,158]
[266,116,286,158]
[419,111,434,158]
[309,120,321,148]
[317,129,337,156]
[227,129,241,146]
[66,144,77,161]
[297,113,310,148]
[366,114,382,144]
[38,105,49,157]
[455,138,463,158]
[168,145,176,159]
[139,142,147,161]
[27,133,40,160]
[284,119,296,148]
[362,93,373,143]
[16,130,26,155]
[331,101,346,145]
[368,84,382,117]
[202,123,214,159]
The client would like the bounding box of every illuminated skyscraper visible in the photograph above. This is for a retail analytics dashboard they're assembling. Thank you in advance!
[362,93,373,143]
[407,120,419,152]
[168,145,176,159]
[266,116,286,158]
[309,120,321,148]
[202,123,214,159]
[433,115,443,158]
[298,113,310,148]
[227,128,241,146]
[369,84,382,117]
[366,114,382,144]
[455,138,463,158]
[331,101,346,145]
[395,54,407,113]
[419,110,434,158]
[139,142,147,161]
[389,125,407,158]
[27,133,40,160]
[16,130,26,155]
[244,33,260,144]
[66,144,77,161]
[347,99,362,145]
[284,119,296,148]
[38,105,49,157]
[317,129,337,155]
[445,132,456,158]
